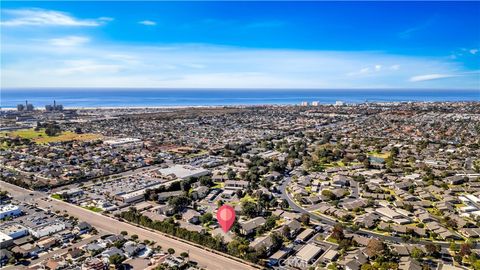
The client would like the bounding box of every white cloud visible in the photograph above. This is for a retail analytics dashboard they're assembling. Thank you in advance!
[48,36,90,47]
[54,60,123,75]
[470,49,479,55]
[359,68,370,74]
[390,65,400,70]
[98,17,114,22]
[184,63,206,69]
[1,39,478,89]
[348,64,387,76]
[409,74,457,82]
[1,8,111,27]
[138,20,156,26]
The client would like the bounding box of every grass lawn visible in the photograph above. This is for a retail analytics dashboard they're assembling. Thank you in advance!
[427,207,443,217]
[454,203,465,208]
[323,161,347,168]
[384,188,397,196]
[325,236,338,244]
[1,128,103,144]
[186,150,208,158]
[211,182,225,189]
[372,228,391,236]
[82,206,103,213]
[240,194,257,203]
[51,194,63,200]
[368,151,391,159]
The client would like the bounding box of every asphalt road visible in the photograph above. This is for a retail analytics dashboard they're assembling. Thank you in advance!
[279,176,452,248]
[1,180,257,270]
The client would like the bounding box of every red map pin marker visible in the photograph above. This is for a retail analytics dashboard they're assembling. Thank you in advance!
[217,204,235,232]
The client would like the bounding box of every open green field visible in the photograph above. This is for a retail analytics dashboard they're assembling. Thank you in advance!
[1,128,103,144]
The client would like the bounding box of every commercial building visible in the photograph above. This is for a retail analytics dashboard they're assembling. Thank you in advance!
[0,204,22,219]
[103,138,143,148]
[28,221,66,238]
[0,223,28,239]
[0,232,13,248]
[157,165,209,180]
[60,188,84,199]
[117,190,146,204]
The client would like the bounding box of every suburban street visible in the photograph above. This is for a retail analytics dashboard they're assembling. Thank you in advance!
[0,180,257,270]
[279,176,452,248]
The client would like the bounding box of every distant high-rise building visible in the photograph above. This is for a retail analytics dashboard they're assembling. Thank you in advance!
[335,101,345,106]
[300,101,309,106]
[26,104,34,111]
[17,104,25,111]
[311,101,320,106]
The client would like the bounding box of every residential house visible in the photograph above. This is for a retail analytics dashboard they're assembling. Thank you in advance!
[240,217,266,235]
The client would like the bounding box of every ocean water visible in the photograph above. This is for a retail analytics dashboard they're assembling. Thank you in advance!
[1,89,479,108]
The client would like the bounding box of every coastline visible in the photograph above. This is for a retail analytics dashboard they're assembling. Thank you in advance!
[1,88,479,109]
[1,100,480,111]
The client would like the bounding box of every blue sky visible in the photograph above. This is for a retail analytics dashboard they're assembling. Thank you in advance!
[1,1,479,89]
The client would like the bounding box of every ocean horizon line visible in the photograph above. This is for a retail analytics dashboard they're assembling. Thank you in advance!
[2,87,479,92]
[1,88,478,108]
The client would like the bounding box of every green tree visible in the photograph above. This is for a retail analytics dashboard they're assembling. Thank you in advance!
[241,201,260,218]
[322,189,337,200]
[411,247,425,259]
[300,213,310,225]
[331,224,344,241]
[450,242,459,252]
[425,243,440,257]
[282,226,291,238]
[200,213,213,224]
[280,199,289,209]
[361,264,375,270]
[109,254,125,267]
[168,195,191,212]
[459,243,472,257]
[199,176,214,187]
